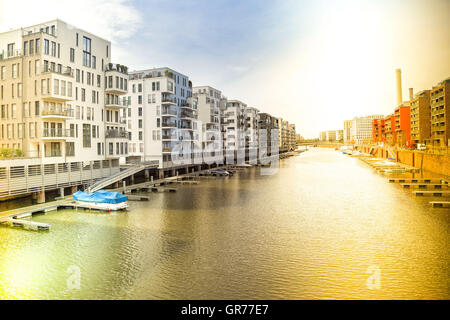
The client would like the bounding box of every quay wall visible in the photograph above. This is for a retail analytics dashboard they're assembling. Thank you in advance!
[355,145,450,178]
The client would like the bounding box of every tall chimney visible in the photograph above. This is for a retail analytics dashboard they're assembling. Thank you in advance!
[409,88,413,101]
[396,68,402,106]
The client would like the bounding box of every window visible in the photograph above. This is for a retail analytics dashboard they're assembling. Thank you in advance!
[76,33,79,46]
[70,48,75,62]
[139,119,142,129]
[66,142,75,156]
[92,56,96,69]
[44,39,49,54]
[35,101,40,115]
[138,107,142,116]
[24,41,28,55]
[83,124,91,147]
[82,36,91,67]
[138,95,142,104]
[51,41,56,56]
[139,131,142,140]
[35,38,40,54]
[7,43,14,57]
[97,142,101,155]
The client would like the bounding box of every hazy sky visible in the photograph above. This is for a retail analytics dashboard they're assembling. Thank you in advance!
[1,0,449,138]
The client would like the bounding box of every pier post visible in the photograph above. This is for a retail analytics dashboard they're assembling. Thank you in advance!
[123,181,126,193]
[34,190,45,204]
[158,169,164,179]
[130,174,135,185]
[145,169,150,182]
[59,188,64,198]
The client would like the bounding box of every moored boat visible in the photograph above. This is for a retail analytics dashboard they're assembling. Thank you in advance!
[73,190,128,211]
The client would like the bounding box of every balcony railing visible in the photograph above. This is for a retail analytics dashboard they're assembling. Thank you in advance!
[161,108,177,116]
[42,66,74,77]
[105,129,129,139]
[42,128,74,138]
[42,107,74,117]
[105,63,128,74]
[162,122,177,128]
[162,95,177,104]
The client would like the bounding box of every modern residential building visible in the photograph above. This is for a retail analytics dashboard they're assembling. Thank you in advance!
[351,115,384,145]
[430,78,450,146]
[0,19,128,201]
[394,104,411,147]
[258,112,279,156]
[372,119,385,143]
[288,124,297,149]
[278,118,290,152]
[326,130,336,142]
[126,67,200,170]
[319,131,327,141]
[343,120,352,143]
[335,129,343,142]
[221,99,247,161]
[384,114,395,145]
[410,90,431,145]
[193,85,224,163]
[244,106,259,161]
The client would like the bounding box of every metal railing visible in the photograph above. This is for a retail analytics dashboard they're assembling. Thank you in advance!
[42,128,74,138]
[42,107,74,117]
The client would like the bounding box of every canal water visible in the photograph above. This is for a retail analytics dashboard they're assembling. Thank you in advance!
[0,148,448,299]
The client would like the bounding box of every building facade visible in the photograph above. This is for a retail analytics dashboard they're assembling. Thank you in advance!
[193,85,224,163]
[430,78,450,146]
[0,19,128,200]
[410,90,431,145]
[126,67,200,168]
[351,115,384,145]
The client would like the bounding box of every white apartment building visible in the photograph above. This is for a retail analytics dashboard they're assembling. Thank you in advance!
[351,115,384,144]
[0,19,128,200]
[244,106,259,161]
[193,85,225,163]
[126,67,201,169]
[221,99,247,162]
[343,120,352,143]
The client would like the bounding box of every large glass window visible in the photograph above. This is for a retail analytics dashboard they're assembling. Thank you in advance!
[83,124,91,147]
[82,37,91,67]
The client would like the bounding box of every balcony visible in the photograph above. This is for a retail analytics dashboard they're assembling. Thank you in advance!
[42,128,74,140]
[161,107,178,117]
[105,129,129,139]
[41,66,74,78]
[180,111,194,119]
[105,96,126,109]
[105,63,128,75]
[162,121,177,128]
[161,95,177,104]
[181,102,194,110]
[41,107,74,119]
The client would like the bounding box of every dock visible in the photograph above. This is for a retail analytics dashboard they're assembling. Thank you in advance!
[6,218,50,231]
[430,201,450,208]
[401,183,447,189]
[413,191,450,197]
[389,178,443,183]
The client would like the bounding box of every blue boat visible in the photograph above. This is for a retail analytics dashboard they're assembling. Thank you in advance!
[73,190,128,211]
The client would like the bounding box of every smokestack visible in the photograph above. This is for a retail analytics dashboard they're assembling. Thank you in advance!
[396,68,402,106]
[409,88,413,101]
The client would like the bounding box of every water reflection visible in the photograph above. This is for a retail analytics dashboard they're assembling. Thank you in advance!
[0,148,448,299]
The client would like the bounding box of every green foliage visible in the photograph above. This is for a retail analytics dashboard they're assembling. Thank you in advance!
[0,148,24,158]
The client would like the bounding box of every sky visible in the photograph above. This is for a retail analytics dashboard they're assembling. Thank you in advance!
[0,0,449,138]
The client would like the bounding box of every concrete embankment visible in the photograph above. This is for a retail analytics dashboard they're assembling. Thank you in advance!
[355,145,450,178]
